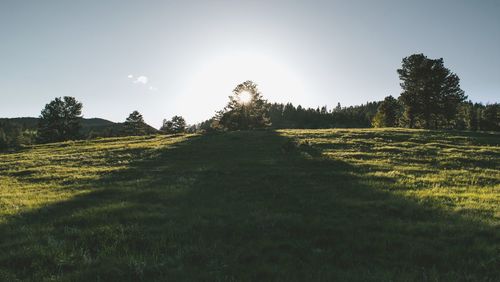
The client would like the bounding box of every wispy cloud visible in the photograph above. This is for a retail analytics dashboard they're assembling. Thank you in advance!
[127,74,158,91]
[134,75,148,84]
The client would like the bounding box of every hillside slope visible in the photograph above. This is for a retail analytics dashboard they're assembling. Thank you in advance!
[0,129,498,281]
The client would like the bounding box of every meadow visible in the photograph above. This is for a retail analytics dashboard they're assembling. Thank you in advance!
[0,129,498,281]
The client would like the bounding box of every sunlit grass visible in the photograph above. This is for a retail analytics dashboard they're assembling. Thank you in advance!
[279,128,499,226]
[0,129,498,281]
[0,135,192,220]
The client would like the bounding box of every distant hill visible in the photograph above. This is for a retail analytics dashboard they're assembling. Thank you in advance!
[0,117,115,129]
[0,117,39,129]
[0,117,158,137]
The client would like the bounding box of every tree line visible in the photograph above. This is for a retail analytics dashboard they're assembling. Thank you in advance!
[1,53,499,149]
[195,100,380,132]
[0,100,188,149]
[372,95,500,131]
[197,53,498,132]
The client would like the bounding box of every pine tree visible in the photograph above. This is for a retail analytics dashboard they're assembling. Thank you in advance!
[214,81,271,131]
[171,116,187,133]
[161,116,187,133]
[372,96,400,127]
[398,54,466,129]
[123,111,147,136]
[37,96,83,143]
[482,104,500,131]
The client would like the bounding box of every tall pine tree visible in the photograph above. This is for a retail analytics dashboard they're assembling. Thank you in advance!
[398,54,466,129]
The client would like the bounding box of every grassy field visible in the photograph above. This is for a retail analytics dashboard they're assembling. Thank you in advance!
[0,129,498,281]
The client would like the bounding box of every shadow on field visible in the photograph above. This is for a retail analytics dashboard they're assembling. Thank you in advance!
[0,131,498,281]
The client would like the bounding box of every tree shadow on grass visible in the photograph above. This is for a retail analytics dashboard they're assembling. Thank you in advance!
[0,131,498,281]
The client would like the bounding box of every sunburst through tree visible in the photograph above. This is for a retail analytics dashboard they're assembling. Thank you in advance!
[212,80,271,131]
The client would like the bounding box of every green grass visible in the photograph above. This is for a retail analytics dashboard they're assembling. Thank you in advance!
[0,129,498,281]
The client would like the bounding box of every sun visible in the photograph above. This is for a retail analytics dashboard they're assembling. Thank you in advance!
[238,90,253,105]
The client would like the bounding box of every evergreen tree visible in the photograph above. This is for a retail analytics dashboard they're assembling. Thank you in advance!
[161,119,174,133]
[161,115,187,133]
[171,116,187,133]
[469,103,480,131]
[481,104,500,131]
[0,121,35,148]
[37,96,83,143]
[461,101,479,131]
[213,81,271,131]
[372,96,400,127]
[334,103,342,112]
[439,71,467,127]
[398,54,466,129]
[123,111,147,136]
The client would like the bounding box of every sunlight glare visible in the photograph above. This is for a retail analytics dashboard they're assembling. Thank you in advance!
[238,90,253,104]
[180,50,307,123]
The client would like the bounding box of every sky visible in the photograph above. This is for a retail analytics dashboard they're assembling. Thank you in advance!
[1,0,499,128]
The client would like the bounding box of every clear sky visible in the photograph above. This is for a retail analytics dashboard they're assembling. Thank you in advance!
[1,0,499,127]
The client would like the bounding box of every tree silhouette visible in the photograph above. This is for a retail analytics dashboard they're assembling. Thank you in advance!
[213,80,271,131]
[161,115,187,134]
[372,96,400,127]
[398,54,466,129]
[481,104,500,131]
[37,96,83,143]
[123,111,148,136]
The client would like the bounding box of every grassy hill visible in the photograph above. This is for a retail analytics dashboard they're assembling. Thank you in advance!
[0,129,498,281]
